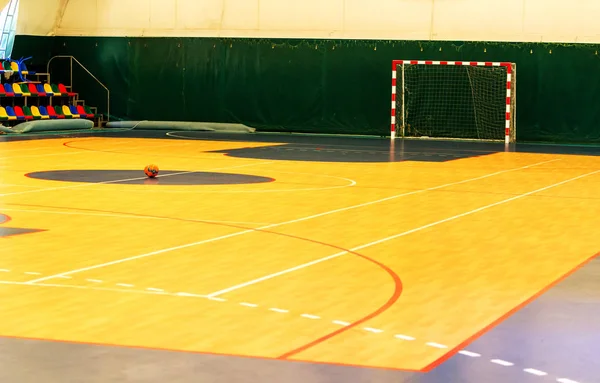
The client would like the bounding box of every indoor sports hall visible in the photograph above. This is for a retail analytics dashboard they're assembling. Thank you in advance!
[1,1,599,383]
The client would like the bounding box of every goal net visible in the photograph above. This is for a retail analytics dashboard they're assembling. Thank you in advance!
[391,60,516,143]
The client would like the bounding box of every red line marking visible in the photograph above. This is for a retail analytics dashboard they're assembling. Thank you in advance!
[421,250,600,372]
[8,201,404,361]
[277,254,403,359]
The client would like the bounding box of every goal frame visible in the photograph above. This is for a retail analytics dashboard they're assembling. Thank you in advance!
[391,60,517,144]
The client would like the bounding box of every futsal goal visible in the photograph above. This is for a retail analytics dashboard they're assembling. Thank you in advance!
[391,60,516,144]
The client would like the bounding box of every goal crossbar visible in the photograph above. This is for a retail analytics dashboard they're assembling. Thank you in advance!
[391,60,516,144]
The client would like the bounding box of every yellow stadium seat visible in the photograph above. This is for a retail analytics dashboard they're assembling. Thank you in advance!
[62,105,79,118]
[12,83,24,96]
[0,106,16,120]
[31,106,48,119]
[10,61,18,72]
[43,83,54,95]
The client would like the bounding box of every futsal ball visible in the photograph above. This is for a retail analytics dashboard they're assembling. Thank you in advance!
[144,164,159,178]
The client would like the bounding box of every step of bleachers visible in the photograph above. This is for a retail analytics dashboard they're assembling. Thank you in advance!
[0,57,102,128]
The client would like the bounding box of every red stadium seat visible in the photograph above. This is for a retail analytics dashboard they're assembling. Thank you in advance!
[47,105,64,119]
[13,106,31,120]
[58,83,76,97]
[28,83,40,96]
[77,105,94,118]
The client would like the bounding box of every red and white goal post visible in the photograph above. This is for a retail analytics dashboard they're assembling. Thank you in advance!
[391,60,516,144]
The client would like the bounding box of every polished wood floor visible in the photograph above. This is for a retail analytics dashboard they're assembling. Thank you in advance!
[0,135,598,372]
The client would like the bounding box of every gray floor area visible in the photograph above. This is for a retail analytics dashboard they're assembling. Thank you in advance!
[25,170,275,185]
[0,258,597,383]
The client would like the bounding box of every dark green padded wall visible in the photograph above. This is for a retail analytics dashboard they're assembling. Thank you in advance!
[14,35,600,143]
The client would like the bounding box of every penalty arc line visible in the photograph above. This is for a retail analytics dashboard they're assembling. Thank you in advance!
[206,167,600,298]
[24,159,558,284]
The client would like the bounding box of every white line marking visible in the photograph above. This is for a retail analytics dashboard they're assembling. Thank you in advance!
[458,350,481,357]
[491,359,514,366]
[0,269,9,272]
[557,379,580,383]
[175,292,204,297]
[269,308,289,313]
[364,327,384,333]
[240,302,258,308]
[426,342,448,349]
[55,275,72,279]
[524,368,547,376]
[86,279,103,283]
[395,334,416,341]
[0,280,169,297]
[0,161,272,198]
[116,283,134,287]
[301,314,320,320]
[207,164,600,297]
[0,208,273,226]
[208,297,226,302]
[24,159,558,285]
[332,320,351,326]
[24,272,41,275]
[146,288,164,292]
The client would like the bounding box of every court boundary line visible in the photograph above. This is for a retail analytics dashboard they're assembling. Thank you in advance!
[421,251,600,373]
[273,167,600,359]
[25,158,558,284]
[0,277,589,381]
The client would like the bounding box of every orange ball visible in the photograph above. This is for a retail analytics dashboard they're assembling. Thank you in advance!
[144,164,159,178]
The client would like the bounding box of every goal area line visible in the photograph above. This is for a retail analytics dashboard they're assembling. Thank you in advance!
[391,60,516,145]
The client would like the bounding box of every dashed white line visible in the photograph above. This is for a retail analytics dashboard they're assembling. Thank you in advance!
[426,342,448,349]
[459,350,481,358]
[524,368,547,376]
[491,359,514,367]
[55,275,72,279]
[0,269,9,272]
[332,320,350,326]
[0,276,585,383]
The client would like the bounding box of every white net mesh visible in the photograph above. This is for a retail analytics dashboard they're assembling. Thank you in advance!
[396,63,511,141]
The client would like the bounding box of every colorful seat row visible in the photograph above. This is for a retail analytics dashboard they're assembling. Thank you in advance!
[0,105,96,121]
[0,60,34,75]
[1,82,76,97]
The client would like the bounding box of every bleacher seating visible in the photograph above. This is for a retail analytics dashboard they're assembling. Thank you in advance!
[0,104,97,122]
[0,82,76,98]
[0,58,101,128]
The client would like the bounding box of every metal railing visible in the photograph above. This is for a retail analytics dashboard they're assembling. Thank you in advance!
[46,55,110,122]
